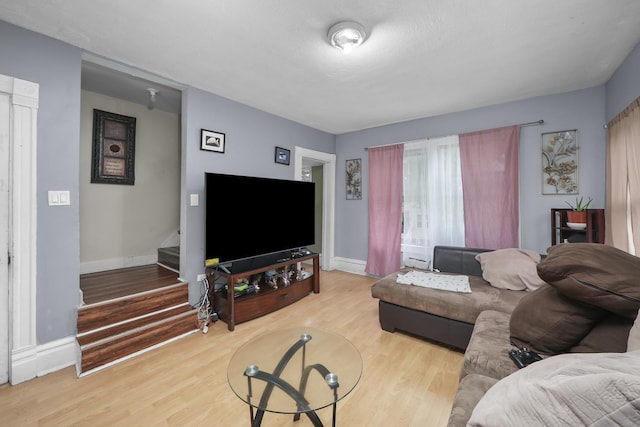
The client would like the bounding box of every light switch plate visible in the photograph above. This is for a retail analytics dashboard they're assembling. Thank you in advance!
[48,190,70,206]
[190,193,199,206]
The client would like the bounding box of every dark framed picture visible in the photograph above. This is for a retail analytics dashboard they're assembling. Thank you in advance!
[275,146,291,165]
[201,129,225,153]
[91,109,136,185]
[346,158,362,200]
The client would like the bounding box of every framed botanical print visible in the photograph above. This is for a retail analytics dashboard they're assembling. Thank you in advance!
[542,129,578,194]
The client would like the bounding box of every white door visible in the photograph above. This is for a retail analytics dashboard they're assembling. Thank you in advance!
[0,79,10,384]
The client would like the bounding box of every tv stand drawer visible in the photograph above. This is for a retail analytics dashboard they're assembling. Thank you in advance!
[234,279,314,324]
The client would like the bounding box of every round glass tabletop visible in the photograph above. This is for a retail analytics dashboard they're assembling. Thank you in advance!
[228,327,362,415]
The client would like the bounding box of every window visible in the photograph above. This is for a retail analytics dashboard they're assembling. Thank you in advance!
[401,135,465,264]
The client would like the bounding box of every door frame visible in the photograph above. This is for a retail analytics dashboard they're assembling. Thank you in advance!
[0,75,39,385]
[294,147,336,271]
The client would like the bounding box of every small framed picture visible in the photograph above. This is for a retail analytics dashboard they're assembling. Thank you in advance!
[275,146,290,165]
[201,129,225,153]
[346,158,362,200]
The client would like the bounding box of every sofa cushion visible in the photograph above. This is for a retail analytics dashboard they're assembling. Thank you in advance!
[509,285,606,355]
[629,309,640,352]
[537,243,640,318]
[467,351,640,427]
[475,248,546,291]
[462,310,519,380]
[371,269,525,325]
[569,314,635,353]
[446,374,498,427]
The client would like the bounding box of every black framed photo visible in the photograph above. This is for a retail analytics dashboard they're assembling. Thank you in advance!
[275,146,290,165]
[91,109,136,185]
[201,129,225,153]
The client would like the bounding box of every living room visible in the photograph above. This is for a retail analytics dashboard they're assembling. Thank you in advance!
[1,2,640,424]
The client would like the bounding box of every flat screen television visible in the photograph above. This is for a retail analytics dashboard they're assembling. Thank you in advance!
[205,172,315,272]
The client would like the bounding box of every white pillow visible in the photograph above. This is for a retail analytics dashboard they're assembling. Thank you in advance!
[468,351,640,427]
[475,248,546,291]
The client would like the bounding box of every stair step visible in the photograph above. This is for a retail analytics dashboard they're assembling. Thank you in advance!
[77,282,188,334]
[77,303,193,346]
[79,309,198,373]
[157,246,179,271]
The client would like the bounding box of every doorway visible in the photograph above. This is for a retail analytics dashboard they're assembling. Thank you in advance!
[79,58,183,282]
[295,147,336,271]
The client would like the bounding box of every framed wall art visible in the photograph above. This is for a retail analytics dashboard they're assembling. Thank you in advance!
[91,109,136,185]
[542,129,578,194]
[275,146,290,165]
[201,129,226,153]
[346,158,362,200]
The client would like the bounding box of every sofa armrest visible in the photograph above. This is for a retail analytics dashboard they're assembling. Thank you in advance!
[432,245,491,277]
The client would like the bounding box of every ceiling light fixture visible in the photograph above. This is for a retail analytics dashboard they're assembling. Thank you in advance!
[327,21,367,54]
[147,87,158,110]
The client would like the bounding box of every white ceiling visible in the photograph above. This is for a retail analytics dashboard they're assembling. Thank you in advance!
[1,1,640,134]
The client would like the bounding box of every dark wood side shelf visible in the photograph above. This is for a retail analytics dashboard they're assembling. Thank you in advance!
[550,208,605,246]
[209,254,320,331]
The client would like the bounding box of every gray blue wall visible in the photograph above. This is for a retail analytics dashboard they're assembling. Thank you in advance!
[335,87,608,258]
[0,21,81,344]
[180,87,335,304]
[606,42,640,122]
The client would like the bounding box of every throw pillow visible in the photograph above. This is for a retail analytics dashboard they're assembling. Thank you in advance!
[475,248,546,291]
[569,314,634,353]
[468,351,640,427]
[510,285,606,355]
[537,243,640,318]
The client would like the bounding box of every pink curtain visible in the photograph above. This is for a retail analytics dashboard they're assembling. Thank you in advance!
[365,144,404,277]
[459,126,519,249]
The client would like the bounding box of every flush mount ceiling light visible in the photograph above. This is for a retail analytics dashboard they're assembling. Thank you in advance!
[327,21,367,54]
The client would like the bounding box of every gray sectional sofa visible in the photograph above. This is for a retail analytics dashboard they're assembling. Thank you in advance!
[371,244,640,426]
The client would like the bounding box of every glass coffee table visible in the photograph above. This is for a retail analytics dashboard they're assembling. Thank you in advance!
[228,327,362,427]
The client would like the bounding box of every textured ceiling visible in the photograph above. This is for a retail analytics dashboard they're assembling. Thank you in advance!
[1,0,640,134]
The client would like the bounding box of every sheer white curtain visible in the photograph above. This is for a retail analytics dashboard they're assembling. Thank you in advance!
[401,135,465,264]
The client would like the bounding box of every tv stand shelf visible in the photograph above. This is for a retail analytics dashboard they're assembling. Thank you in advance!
[209,253,320,331]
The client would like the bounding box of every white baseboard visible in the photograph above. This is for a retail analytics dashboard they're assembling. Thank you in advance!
[37,336,78,377]
[80,255,158,274]
[10,336,78,385]
[10,345,37,385]
[332,256,368,276]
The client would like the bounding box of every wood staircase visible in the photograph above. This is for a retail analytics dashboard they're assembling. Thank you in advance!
[77,279,198,375]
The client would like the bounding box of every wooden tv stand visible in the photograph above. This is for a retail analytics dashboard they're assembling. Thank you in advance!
[209,254,319,331]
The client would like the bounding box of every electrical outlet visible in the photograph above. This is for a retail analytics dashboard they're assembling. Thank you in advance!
[197,273,206,282]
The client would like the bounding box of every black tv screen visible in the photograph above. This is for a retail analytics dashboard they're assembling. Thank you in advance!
[205,172,315,267]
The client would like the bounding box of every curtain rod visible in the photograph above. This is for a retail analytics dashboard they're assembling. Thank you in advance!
[364,119,544,150]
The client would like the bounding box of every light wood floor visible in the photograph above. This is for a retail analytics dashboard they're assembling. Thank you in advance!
[0,269,463,427]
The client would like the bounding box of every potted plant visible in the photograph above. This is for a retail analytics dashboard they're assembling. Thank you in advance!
[565,196,593,224]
